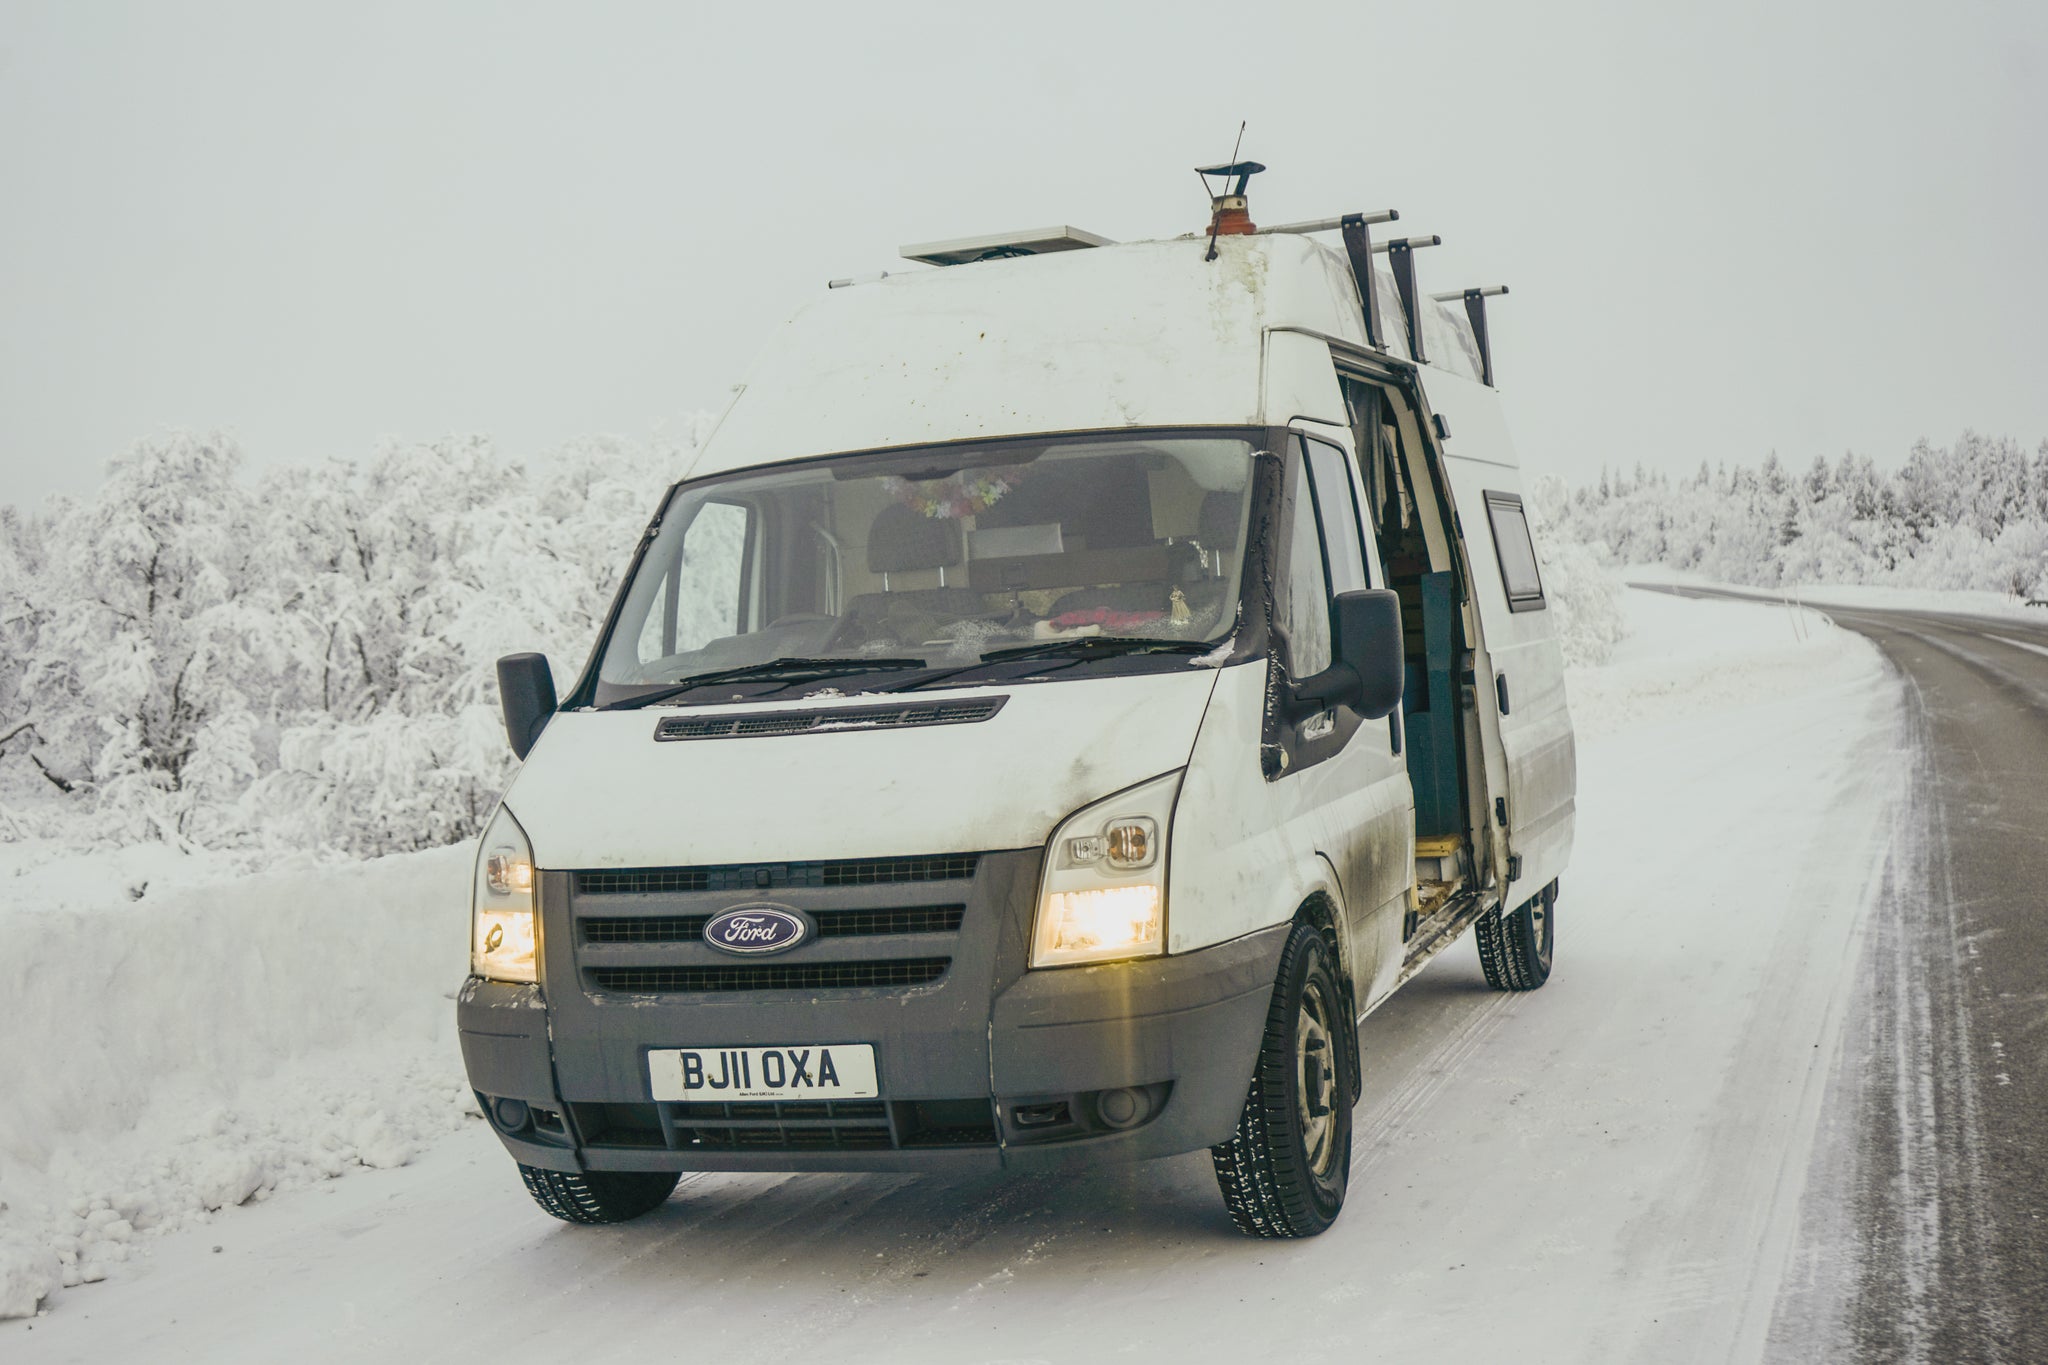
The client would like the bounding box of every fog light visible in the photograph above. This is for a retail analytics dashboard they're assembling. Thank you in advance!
[492,1097,531,1132]
[1095,1087,1142,1129]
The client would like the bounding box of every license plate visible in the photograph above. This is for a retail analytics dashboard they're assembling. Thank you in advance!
[648,1044,879,1102]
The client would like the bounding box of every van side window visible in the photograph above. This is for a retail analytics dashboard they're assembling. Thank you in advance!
[1483,492,1546,611]
[1279,458,1333,677]
[633,500,755,667]
[1303,438,1371,593]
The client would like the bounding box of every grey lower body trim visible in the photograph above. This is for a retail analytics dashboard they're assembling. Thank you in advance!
[456,922,1290,1174]
[989,922,1290,1158]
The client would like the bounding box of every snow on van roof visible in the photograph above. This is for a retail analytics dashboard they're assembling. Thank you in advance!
[686,233,1485,482]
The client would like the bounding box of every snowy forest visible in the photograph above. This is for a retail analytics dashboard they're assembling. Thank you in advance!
[1,427,2039,864]
[0,430,707,859]
[1554,431,2048,596]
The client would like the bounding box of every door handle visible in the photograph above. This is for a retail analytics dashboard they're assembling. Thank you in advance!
[1495,672,1511,715]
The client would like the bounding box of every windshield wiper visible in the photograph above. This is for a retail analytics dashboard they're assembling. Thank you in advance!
[975,636,1216,664]
[886,636,1216,692]
[599,657,929,711]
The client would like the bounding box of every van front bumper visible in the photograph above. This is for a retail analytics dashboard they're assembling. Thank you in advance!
[457,912,1288,1176]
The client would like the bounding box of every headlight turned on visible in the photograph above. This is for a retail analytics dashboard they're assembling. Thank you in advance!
[1031,771,1182,968]
[472,804,538,983]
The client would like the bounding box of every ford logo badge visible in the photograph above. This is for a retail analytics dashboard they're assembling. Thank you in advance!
[702,905,811,955]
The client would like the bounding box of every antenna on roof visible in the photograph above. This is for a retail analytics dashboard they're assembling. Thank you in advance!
[1431,285,1510,386]
[1197,123,1262,262]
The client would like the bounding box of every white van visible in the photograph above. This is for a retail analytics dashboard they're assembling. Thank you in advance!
[459,165,1575,1239]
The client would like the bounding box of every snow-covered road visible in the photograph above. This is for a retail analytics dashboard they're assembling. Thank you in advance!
[5,592,1905,1363]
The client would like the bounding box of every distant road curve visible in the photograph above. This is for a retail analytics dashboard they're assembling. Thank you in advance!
[1637,583,2048,1364]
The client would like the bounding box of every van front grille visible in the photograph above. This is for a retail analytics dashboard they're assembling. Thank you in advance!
[575,854,978,897]
[588,959,951,994]
[568,851,992,998]
[582,905,966,945]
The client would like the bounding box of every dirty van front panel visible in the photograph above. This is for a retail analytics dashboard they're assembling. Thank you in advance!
[537,852,1039,1155]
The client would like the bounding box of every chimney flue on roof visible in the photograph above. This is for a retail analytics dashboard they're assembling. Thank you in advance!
[1196,161,1266,257]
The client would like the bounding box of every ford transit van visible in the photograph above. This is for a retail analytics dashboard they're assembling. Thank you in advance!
[459,166,1575,1239]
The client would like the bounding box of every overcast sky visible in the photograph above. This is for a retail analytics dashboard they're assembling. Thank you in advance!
[3,0,2043,510]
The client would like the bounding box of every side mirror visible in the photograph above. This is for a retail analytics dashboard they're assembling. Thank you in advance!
[1287,589,1405,721]
[1334,589,1405,720]
[497,653,558,760]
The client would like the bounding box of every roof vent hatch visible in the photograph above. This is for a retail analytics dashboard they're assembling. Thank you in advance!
[899,226,1112,267]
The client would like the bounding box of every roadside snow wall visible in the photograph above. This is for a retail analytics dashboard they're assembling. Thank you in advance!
[0,845,473,1318]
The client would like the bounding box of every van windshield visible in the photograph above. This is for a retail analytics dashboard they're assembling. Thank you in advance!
[592,433,1258,705]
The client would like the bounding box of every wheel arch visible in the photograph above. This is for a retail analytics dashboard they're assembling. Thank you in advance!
[1292,867,1363,1101]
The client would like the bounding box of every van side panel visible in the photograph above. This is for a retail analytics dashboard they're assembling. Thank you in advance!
[1423,372,1577,899]
[1288,416,1417,1011]
[1167,662,1372,981]
[1261,330,1350,429]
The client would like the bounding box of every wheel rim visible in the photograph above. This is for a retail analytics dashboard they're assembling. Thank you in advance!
[1295,979,1340,1177]
[1531,891,1554,967]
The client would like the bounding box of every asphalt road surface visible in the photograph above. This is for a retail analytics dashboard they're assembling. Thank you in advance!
[1647,587,2048,1363]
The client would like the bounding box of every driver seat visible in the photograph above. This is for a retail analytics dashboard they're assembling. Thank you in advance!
[841,504,982,644]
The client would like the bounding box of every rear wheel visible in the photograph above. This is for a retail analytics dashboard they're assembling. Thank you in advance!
[1211,922,1354,1238]
[518,1164,679,1224]
[1474,879,1556,991]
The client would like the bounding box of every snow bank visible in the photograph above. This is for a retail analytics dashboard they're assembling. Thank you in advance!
[1564,585,1879,742]
[1616,564,2048,625]
[1771,581,2048,622]
[0,845,475,1318]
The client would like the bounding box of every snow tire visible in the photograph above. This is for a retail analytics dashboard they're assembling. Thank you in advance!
[1211,922,1354,1239]
[1475,878,1556,991]
[518,1164,680,1225]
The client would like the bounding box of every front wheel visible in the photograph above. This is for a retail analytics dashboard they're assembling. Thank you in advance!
[518,1164,679,1225]
[1474,879,1556,991]
[1211,922,1355,1238]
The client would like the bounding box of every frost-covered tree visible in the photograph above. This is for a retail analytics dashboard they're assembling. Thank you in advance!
[1525,475,1627,665]
[1553,428,2046,598]
[1803,455,1833,503]
[12,433,285,844]
[247,432,696,856]
[6,415,2040,862]
[1,422,705,859]
[0,505,58,825]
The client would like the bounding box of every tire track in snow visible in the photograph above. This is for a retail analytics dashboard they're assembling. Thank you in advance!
[1352,986,1519,1178]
